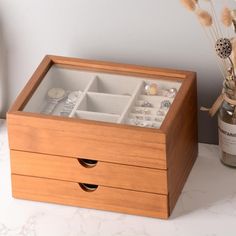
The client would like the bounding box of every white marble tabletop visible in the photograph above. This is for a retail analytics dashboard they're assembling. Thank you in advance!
[0,119,236,236]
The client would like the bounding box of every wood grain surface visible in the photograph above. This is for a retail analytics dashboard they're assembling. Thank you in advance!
[165,73,198,213]
[7,114,167,169]
[11,150,168,194]
[12,174,169,219]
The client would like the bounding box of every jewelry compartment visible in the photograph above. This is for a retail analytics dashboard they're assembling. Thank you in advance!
[77,93,130,116]
[88,75,141,95]
[23,66,95,115]
[124,95,174,129]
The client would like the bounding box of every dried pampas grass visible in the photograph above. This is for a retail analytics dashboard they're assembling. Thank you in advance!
[196,9,213,27]
[180,0,196,11]
[221,7,233,27]
[180,0,236,84]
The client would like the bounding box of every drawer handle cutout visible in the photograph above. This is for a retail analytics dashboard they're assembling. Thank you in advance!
[79,183,98,192]
[78,158,98,168]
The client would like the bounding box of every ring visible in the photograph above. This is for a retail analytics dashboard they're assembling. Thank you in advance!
[167,88,177,98]
[139,121,150,127]
[135,115,144,120]
[155,117,163,122]
[144,116,151,121]
[134,108,143,114]
[160,100,171,110]
[156,110,165,116]
[141,101,153,108]
[144,108,151,115]
[130,118,140,125]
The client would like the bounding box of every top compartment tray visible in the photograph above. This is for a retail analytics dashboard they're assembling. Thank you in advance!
[21,59,182,129]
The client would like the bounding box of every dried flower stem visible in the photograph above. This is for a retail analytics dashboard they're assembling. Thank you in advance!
[201,26,227,80]
[207,3,232,67]
[209,0,223,38]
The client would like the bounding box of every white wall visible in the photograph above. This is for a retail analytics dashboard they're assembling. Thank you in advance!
[0,0,224,143]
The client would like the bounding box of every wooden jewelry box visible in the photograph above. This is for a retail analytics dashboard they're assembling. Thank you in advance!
[7,55,198,219]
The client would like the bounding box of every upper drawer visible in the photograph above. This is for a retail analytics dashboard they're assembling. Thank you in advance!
[10,150,168,194]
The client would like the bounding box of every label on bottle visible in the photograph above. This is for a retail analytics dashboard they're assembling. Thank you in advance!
[218,117,236,155]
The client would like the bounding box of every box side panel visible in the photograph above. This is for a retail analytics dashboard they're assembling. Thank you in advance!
[166,74,198,214]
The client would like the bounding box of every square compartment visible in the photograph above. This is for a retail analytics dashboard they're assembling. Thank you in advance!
[23,66,94,114]
[77,93,130,115]
[88,75,140,95]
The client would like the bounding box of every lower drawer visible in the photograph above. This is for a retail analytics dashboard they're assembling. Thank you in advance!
[11,150,168,194]
[11,174,169,219]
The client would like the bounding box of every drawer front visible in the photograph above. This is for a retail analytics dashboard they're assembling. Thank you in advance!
[7,115,167,169]
[11,150,168,194]
[11,174,169,219]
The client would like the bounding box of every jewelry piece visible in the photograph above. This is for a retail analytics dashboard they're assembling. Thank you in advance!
[135,115,144,120]
[42,87,66,115]
[141,101,153,108]
[134,108,143,114]
[168,88,177,98]
[160,100,171,110]
[155,117,163,122]
[60,90,83,117]
[129,118,135,125]
[47,88,66,100]
[144,83,151,95]
[144,116,151,121]
[68,91,82,103]
[144,83,158,96]
[144,108,151,115]
[161,88,177,98]
[161,89,169,97]
[156,110,165,116]
[132,118,141,125]
[139,121,149,127]
[149,83,158,95]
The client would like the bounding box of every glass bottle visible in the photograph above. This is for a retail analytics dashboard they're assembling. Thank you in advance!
[218,85,236,167]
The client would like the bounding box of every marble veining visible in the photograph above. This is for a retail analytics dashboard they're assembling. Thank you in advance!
[0,119,236,236]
